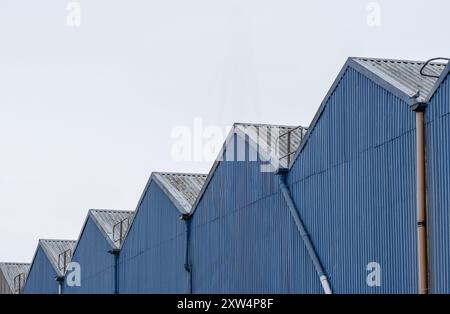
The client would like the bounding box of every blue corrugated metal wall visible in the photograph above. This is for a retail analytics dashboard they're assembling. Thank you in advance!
[190,134,320,293]
[425,72,450,294]
[118,180,187,293]
[288,67,418,293]
[21,65,450,294]
[190,66,419,293]
[23,246,58,294]
[63,217,115,294]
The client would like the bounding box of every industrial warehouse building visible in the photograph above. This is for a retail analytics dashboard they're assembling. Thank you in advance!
[63,209,133,294]
[23,239,76,294]
[119,172,207,293]
[1,57,450,294]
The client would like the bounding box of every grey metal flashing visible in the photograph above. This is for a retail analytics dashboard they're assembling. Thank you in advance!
[350,59,418,105]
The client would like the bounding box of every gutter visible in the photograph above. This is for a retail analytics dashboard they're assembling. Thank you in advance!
[277,170,332,294]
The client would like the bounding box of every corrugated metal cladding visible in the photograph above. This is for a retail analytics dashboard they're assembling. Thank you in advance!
[288,66,418,293]
[17,57,450,294]
[425,70,450,294]
[64,210,133,294]
[24,240,76,294]
[190,67,420,293]
[119,173,206,293]
[0,263,30,294]
[190,127,312,293]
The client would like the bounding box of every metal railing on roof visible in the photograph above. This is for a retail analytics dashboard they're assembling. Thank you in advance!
[13,272,26,294]
[420,57,450,78]
[57,249,72,273]
[113,217,130,246]
[277,126,308,167]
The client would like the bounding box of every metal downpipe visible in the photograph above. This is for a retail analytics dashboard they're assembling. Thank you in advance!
[181,214,193,294]
[55,276,64,295]
[278,173,332,294]
[108,248,120,294]
[416,110,429,294]
[114,254,119,294]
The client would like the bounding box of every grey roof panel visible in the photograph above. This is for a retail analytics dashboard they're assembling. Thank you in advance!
[39,239,76,276]
[352,58,447,102]
[234,123,308,168]
[0,262,30,292]
[154,173,207,213]
[89,209,134,248]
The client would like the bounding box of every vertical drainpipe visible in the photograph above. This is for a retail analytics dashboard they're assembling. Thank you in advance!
[108,248,120,294]
[55,276,64,295]
[180,213,192,294]
[412,100,429,294]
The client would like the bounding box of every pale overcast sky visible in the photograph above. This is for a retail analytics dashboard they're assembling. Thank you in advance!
[1,0,449,262]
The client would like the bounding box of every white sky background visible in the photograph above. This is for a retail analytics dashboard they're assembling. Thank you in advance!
[0,0,449,262]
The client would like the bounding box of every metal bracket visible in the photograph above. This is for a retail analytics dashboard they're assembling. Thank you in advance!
[179,213,191,221]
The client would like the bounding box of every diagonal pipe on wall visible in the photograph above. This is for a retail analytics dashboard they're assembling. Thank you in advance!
[277,170,332,294]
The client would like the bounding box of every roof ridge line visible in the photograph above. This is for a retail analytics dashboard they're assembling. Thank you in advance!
[39,238,76,243]
[352,56,448,66]
[90,208,133,213]
[154,172,208,177]
[233,122,300,128]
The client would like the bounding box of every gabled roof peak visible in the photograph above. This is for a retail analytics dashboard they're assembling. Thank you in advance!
[351,57,448,102]
[88,209,133,249]
[0,262,30,293]
[153,172,207,214]
[37,239,76,276]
